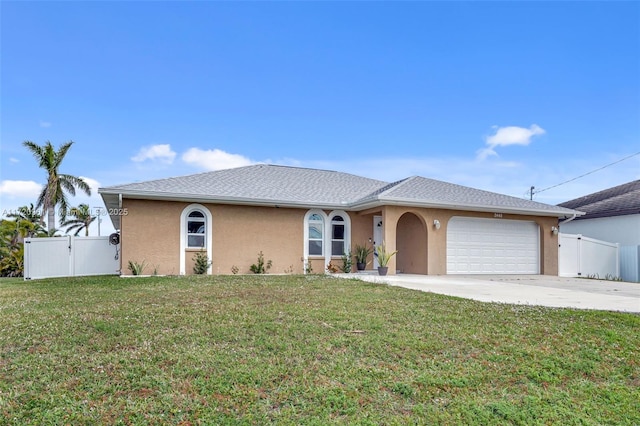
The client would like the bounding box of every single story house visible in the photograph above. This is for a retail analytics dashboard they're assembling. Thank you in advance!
[98,164,581,276]
[558,179,640,246]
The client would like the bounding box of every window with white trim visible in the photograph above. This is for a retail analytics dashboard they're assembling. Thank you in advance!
[308,213,324,256]
[187,210,206,248]
[331,215,345,255]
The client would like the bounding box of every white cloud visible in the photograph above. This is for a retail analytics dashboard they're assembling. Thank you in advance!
[0,177,99,202]
[131,144,176,164]
[0,180,42,198]
[39,121,52,128]
[477,124,545,160]
[78,176,101,193]
[9,158,19,163]
[182,148,253,171]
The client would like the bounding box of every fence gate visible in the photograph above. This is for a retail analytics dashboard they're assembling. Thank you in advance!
[24,236,120,280]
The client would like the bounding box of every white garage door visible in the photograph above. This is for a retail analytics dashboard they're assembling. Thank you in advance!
[447,217,540,274]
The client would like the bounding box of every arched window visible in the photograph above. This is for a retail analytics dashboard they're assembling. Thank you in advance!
[304,210,351,273]
[328,211,351,259]
[331,215,345,255]
[308,213,324,256]
[180,204,212,275]
[187,210,206,248]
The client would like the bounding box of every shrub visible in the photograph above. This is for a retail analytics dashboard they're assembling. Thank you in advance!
[127,260,146,275]
[250,251,272,274]
[193,251,212,275]
[0,243,24,277]
[339,251,353,273]
[302,257,313,274]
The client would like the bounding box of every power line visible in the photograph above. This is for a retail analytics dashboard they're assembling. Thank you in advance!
[534,150,640,195]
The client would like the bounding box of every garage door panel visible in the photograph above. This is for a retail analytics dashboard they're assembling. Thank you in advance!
[447,217,539,274]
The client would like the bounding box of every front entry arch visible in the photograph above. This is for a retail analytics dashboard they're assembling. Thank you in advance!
[396,212,428,274]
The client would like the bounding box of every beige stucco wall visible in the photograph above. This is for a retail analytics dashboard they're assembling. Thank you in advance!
[212,204,304,274]
[121,199,183,275]
[121,198,560,276]
[372,206,559,276]
[121,199,307,275]
[396,212,428,274]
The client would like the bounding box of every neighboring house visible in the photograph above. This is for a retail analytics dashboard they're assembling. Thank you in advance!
[558,180,640,246]
[558,180,640,282]
[98,164,581,276]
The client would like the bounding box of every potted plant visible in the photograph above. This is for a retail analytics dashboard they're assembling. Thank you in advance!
[353,244,373,271]
[375,242,397,276]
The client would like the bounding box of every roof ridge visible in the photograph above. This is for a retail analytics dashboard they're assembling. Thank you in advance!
[372,175,580,216]
[259,164,343,174]
[376,176,415,196]
[352,177,410,203]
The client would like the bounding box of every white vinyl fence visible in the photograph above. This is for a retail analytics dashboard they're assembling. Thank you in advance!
[24,236,120,280]
[558,233,620,279]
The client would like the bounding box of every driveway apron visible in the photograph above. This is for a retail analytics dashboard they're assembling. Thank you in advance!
[335,274,640,313]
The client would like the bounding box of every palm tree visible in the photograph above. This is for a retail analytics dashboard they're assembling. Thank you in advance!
[0,213,45,278]
[6,203,45,237]
[43,228,62,237]
[61,204,96,236]
[23,140,91,232]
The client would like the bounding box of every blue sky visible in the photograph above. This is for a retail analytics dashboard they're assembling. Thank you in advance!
[1,1,639,236]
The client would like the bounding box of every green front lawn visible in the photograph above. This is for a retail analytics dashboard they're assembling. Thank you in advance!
[1,275,638,424]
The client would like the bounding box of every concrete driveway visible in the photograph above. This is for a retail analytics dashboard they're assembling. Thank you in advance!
[335,273,640,313]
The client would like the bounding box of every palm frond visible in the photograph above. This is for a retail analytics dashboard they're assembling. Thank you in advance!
[60,177,77,197]
[61,174,91,196]
[22,141,45,167]
[53,141,74,169]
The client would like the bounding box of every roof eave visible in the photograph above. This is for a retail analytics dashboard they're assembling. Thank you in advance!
[572,209,640,220]
[99,192,122,230]
[98,188,352,211]
[353,196,584,218]
[98,189,584,220]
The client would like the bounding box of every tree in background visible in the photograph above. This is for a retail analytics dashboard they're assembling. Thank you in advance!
[0,239,24,277]
[61,204,96,236]
[5,203,45,237]
[22,140,91,232]
[0,219,30,277]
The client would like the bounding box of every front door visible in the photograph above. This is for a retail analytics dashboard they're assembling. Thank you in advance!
[373,215,383,269]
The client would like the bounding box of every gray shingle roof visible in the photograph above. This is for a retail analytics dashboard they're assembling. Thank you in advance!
[99,164,580,228]
[101,164,387,206]
[371,176,577,215]
[558,180,640,219]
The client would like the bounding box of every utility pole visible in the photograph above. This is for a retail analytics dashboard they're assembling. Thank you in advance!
[95,207,102,236]
[530,186,535,200]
